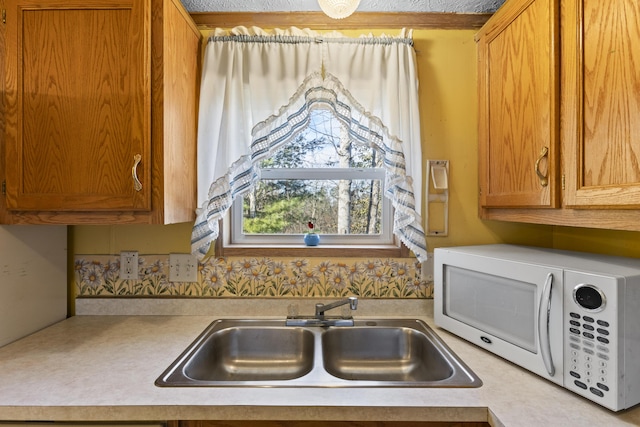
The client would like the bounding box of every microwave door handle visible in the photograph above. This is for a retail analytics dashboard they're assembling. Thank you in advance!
[538,272,555,376]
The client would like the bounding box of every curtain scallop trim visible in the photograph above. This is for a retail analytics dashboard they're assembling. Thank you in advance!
[192,72,427,263]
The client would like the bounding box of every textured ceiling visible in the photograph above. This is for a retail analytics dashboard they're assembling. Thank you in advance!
[181,0,506,14]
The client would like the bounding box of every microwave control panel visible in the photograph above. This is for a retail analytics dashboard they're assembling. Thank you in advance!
[564,272,618,411]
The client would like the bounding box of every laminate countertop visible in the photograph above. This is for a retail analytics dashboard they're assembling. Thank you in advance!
[0,298,639,426]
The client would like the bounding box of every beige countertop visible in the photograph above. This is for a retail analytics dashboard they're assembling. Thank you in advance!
[0,298,639,426]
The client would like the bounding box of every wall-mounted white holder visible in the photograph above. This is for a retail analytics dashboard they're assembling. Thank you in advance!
[426,160,449,236]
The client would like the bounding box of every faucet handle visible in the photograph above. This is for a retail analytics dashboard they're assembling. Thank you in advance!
[287,303,299,317]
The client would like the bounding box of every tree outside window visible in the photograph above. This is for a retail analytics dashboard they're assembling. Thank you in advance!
[230,109,393,246]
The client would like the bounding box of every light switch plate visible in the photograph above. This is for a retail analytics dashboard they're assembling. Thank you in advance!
[169,253,198,283]
[120,251,139,280]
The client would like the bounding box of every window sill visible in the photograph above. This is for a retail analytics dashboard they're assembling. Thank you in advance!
[216,242,410,258]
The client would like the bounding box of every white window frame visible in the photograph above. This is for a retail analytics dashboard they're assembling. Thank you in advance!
[228,167,394,246]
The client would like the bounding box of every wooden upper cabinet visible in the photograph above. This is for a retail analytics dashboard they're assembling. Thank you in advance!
[479,0,640,230]
[562,0,640,208]
[1,0,201,224]
[477,0,560,209]
[5,1,150,212]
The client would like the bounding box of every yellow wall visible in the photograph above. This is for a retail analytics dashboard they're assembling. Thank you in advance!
[71,28,640,289]
[552,227,640,258]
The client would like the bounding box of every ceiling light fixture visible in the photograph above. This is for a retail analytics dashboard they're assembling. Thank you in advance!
[318,0,362,19]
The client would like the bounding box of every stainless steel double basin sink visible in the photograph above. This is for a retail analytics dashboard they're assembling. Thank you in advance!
[155,319,482,388]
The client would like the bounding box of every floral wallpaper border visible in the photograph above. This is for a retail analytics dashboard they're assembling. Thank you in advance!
[74,255,433,298]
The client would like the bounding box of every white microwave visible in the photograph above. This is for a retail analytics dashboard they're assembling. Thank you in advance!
[434,244,640,411]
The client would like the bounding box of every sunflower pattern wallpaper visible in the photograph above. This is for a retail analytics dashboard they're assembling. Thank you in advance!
[74,255,433,299]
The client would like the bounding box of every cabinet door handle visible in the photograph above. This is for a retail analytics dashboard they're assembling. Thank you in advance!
[535,146,549,187]
[132,154,143,192]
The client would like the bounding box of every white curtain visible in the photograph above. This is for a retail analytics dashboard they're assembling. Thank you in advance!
[192,26,428,262]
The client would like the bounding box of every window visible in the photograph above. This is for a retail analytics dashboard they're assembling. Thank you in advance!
[226,109,395,248]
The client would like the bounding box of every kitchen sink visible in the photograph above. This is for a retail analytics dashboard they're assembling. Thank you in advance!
[155,319,482,388]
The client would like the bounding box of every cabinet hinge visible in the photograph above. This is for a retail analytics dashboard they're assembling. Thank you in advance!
[2,9,6,24]
[1,180,5,195]
[562,174,565,190]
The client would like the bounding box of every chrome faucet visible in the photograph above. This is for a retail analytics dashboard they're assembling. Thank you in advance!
[286,297,358,327]
[315,296,358,319]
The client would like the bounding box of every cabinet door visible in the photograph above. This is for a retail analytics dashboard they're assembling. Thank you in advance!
[4,0,151,211]
[477,0,560,208]
[563,0,640,208]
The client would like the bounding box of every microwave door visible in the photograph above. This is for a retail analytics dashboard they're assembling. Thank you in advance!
[439,262,564,385]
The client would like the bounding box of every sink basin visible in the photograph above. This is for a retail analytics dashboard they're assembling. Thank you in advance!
[183,326,315,381]
[156,321,316,386]
[322,326,454,382]
[156,319,482,388]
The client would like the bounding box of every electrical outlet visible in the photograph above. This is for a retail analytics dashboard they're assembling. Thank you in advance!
[169,253,198,283]
[120,251,139,280]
